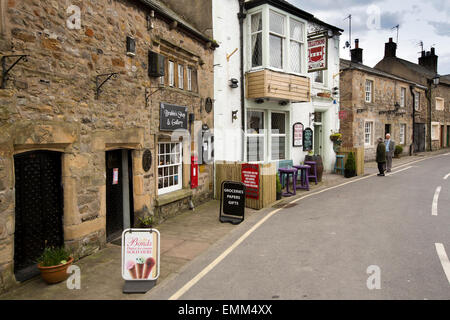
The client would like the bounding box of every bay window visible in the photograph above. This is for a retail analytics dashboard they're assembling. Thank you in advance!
[269,10,285,69]
[251,12,263,68]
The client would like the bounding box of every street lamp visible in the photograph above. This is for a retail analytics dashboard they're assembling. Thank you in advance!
[432,75,440,87]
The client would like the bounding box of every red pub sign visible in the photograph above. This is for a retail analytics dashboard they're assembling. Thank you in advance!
[241,164,259,200]
[308,36,328,72]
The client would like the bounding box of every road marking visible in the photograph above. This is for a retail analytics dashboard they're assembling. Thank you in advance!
[444,173,450,180]
[435,243,450,285]
[386,166,413,176]
[432,186,442,216]
[167,153,448,299]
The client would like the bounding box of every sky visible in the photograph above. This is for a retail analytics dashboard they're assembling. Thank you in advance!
[287,0,450,75]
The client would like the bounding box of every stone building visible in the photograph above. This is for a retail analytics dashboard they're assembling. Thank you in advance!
[0,0,215,292]
[340,40,427,161]
[375,38,450,151]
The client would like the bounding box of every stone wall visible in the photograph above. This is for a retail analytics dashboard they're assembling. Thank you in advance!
[430,83,450,150]
[0,0,214,293]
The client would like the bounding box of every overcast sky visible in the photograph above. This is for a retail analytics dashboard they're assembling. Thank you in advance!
[288,0,450,75]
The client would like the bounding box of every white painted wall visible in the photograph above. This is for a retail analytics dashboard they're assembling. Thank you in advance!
[213,0,243,162]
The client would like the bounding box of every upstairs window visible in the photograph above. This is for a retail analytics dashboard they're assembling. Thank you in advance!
[187,67,192,91]
[414,92,420,111]
[168,61,175,87]
[365,80,373,103]
[289,19,304,74]
[400,87,406,107]
[314,70,324,84]
[178,64,184,89]
[269,10,285,69]
[251,12,263,68]
[436,97,444,111]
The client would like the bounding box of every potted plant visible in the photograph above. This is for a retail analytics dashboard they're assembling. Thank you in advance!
[344,152,357,178]
[394,145,403,158]
[276,174,282,200]
[138,215,155,229]
[37,246,73,284]
[330,132,343,153]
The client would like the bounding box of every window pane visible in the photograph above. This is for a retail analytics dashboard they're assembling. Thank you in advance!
[247,136,264,162]
[290,41,301,73]
[270,34,283,69]
[314,70,323,83]
[290,19,303,42]
[251,12,262,33]
[271,113,286,134]
[270,10,285,35]
[252,33,263,68]
[247,111,264,134]
[271,136,286,160]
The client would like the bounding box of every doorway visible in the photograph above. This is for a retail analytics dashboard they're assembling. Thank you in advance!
[414,123,426,152]
[385,124,391,137]
[105,150,134,242]
[441,125,444,148]
[447,126,450,147]
[14,151,64,281]
[314,124,323,156]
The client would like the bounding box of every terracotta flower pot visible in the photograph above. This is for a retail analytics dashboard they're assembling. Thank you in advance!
[38,257,74,284]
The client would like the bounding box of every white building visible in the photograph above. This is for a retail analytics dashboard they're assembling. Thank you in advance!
[213,0,342,172]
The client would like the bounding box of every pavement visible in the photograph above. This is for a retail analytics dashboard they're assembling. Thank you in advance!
[1,149,449,300]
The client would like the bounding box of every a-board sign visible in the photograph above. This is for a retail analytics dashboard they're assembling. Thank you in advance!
[160,103,188,131]
[303,128,313,151]
[293,122,304,147]
[122,229,160,281]
[220,181,245,225]
[241,163,259,200]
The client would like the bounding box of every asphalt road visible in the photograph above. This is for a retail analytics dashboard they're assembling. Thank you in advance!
[146,153,450,300]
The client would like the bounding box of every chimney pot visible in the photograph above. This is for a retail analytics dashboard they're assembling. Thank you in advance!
[384,38,397,58]
[355,39,359,49]
[389,37,393,42]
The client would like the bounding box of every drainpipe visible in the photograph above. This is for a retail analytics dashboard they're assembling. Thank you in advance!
[410,85,416,155]
[238,0,246,161]
[425,83,433,152]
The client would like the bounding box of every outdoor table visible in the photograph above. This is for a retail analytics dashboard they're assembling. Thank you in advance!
[304,161,318,185]
[278,168,297,197]
[293,165,311,191]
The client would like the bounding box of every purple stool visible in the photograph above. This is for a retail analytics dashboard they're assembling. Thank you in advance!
[293,165,310,191]
[304,161,318,185]
[278,168,297,197]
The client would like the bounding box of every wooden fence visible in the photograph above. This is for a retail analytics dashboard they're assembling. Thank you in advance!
[337,147,365,176]
[215,162,276,210]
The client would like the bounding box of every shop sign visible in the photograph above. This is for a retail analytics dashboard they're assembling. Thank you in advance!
[122,229,160,281]
[293,122,304,147]
[220,181,245,225]
[241,164,259,200]
[303,128,313,152]
[160,103,188,131]
[308,36,328,72]
[339,111,347,120]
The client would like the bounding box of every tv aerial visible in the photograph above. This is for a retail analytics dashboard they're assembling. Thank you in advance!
[343,14,352,49]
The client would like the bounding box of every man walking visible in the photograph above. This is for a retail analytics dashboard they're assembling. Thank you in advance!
[385,133,395,173]
[376,138,386,176]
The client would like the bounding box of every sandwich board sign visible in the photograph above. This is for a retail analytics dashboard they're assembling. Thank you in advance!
[121,228,160,293]
[219,181,245,225]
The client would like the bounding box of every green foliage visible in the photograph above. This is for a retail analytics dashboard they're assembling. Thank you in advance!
[394,145,403,156]
[276,174,282,193]
[138,215,154,228]
[344,152,357,178]
[36,247,71,267]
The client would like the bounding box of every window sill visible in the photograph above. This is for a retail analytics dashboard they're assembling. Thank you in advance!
[156,188,193,207]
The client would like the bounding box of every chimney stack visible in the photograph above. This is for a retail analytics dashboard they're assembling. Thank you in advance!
[384,37,397,58]
[350,39,363,63]
[419,47,438,73]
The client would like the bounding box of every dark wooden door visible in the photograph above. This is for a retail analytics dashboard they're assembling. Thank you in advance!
[414,123,426,152]
[14,151,64,281]
[106,150,124,242]
[441,126,444,148]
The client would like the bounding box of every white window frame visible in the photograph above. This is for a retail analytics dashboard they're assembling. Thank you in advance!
[168,61,175,87]
[250,11,263,69]
[246,110,266,163]
[269,111,288,161]
[436,97,444,111]
[431,122,440,141]
[365,80,373,103]
[364,121,373,146]
[400,87,406,107]
[157,142,182,195]
[400,124,406,145]
[269,9,286,71]
[187,67,192,91]
[289,18,304,75]
[178,64,184,90]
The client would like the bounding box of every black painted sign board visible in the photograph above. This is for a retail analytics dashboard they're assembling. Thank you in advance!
[160,103,188,131]
[220,181,245,225]
[303,127,313,151]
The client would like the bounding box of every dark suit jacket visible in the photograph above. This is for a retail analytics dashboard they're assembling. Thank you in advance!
[385,140,395,157]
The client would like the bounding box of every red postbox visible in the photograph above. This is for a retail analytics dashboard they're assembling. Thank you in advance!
[190,156,198,189]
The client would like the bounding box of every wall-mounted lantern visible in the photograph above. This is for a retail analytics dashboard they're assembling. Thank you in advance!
[229,78,239,88]
[232,110,238,123]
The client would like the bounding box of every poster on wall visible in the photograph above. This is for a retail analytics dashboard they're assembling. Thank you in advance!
[241,164,259,200]
[303,128,313,151]
[122,229,160,282]
[308,36,328,72]
[293,123,304,147]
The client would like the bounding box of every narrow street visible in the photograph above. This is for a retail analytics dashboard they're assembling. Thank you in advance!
[145,153,450,300]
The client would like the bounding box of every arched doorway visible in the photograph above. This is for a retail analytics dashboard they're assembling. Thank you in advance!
[13,151,64,281]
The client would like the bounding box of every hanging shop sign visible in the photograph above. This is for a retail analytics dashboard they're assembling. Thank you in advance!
[241,163,259,200]
[122,228,160,294]
[308,36,328,72]
[303,128,313,152]
[160,103,188,131]
[220,181,245,225]
[293,122,304,147]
